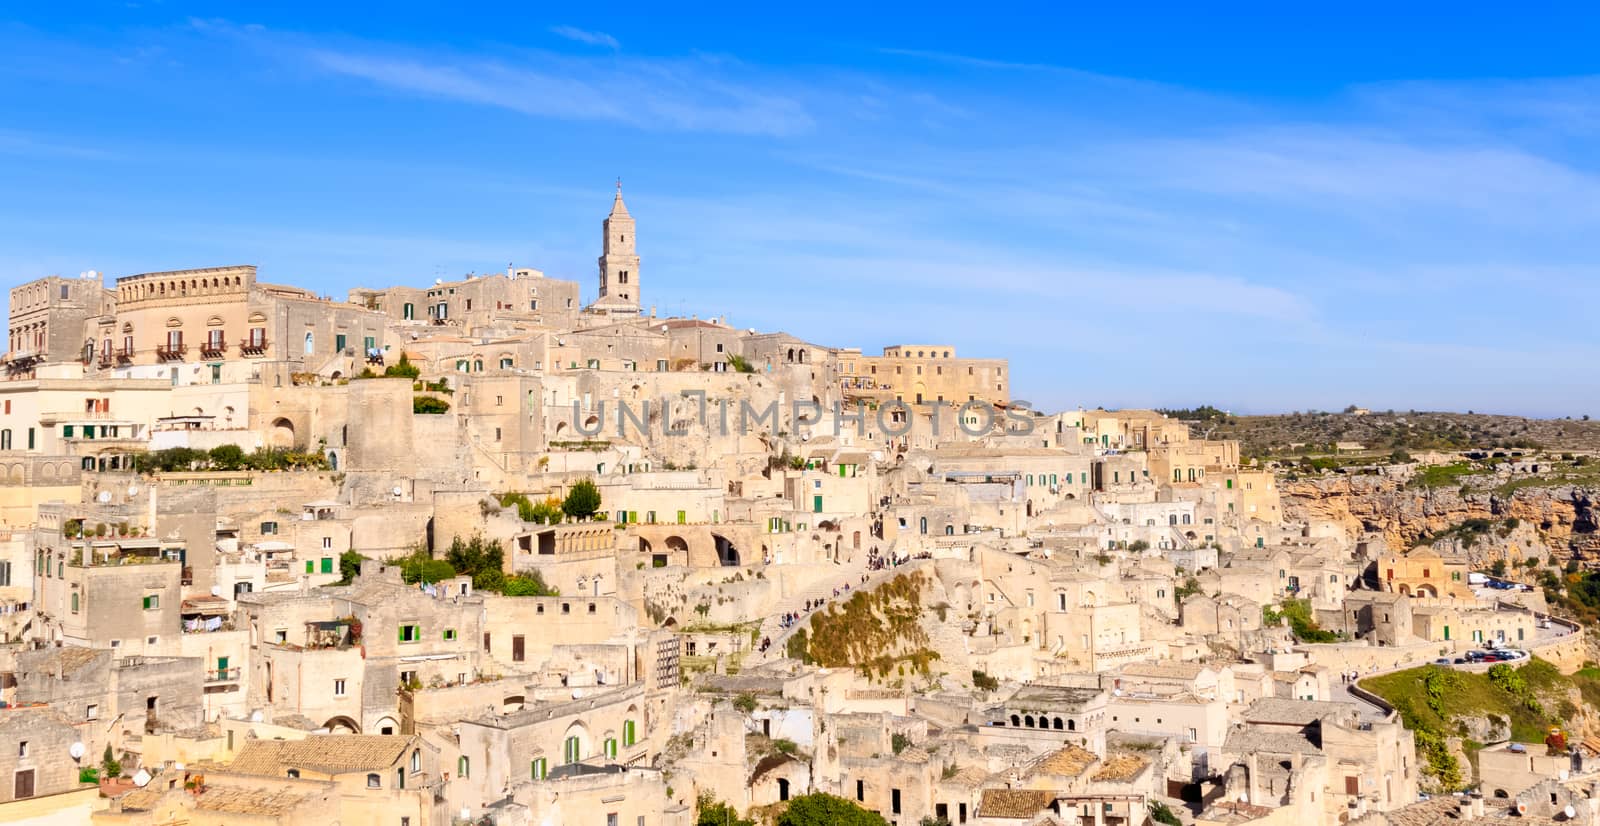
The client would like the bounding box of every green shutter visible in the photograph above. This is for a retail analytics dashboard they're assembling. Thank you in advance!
[321,557,334,574]
[305,560,314,573]
[335,334,347,352]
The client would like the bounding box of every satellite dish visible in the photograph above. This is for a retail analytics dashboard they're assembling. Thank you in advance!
[392,486,404,497]
[69,742,85,760]
[128,485,139,496]
[1566,805,1577,819]
[97,491,111,504]
[132,769,151,787]
[1516,802,1528,815]
[250,710,264,722]
[210,585,223,597]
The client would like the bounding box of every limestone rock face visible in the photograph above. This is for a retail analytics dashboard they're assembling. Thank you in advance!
[1281,475,1598,564]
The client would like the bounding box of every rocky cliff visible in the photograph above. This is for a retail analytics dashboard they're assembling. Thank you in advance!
[1282,474,1600,562]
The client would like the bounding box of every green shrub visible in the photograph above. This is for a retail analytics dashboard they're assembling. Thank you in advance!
[413,395,451,414]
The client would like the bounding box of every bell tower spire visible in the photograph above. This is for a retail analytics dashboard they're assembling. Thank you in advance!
[592,180,640,314]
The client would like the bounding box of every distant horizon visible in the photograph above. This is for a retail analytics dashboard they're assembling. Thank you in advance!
[3,6,1598,416]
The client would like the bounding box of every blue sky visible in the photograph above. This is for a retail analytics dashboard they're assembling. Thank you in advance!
[3,4,1599,416]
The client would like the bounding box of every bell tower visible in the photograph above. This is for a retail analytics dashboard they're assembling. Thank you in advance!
[595,181,641,313]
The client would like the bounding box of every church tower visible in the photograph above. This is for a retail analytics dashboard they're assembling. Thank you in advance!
[592,182,641,314]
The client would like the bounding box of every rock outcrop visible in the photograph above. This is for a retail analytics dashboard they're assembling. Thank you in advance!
[1281,475,1599,564]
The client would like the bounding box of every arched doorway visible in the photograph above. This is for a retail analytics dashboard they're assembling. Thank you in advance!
[268,418,296,449]
[322,716,361,733]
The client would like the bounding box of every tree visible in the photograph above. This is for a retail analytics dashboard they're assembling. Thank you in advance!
[444,535,505,590]
[696,793,755,826]
[500,572,558,596]
[777,793,890,826]
[1490,559,1508,578]
[101,743,122,779]
[208,444,246,470]
[563,479,602,521]
[384,353,421,379]
[398,547,457,585]
[335,550,366,585]
[1150,801,1183,826]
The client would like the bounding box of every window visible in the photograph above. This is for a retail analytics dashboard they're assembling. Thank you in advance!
[71,592,79,613]
[322,536,333,550]
[531,758,548,779]
[86,704,98,720]
[142,594,159,610]
[512,635,525,661]
[443,628,457,641]
[17,740,27,757]
[564,736,581,764]
[367,772,381,788]
[287,769,299,778]
[411,750,421,772]
[622,719,637,747]
[261,521,278,535]
[458,756,470,778]
[399,624,420,643]
[604,738,618,759]
[334,679,346,696]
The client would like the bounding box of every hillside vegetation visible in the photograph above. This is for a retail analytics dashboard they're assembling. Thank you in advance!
[1360,659,1598,791]
[1159,408,1600,458]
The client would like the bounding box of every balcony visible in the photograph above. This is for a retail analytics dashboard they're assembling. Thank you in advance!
[205,667,241,683]
[156,343,188,362]
[238,337,268,356]
[116,350,134,364]
[200,341,227,359]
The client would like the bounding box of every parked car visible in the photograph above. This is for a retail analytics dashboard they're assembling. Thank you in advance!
[1433,658,1453,666]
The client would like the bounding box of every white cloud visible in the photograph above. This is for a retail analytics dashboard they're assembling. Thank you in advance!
[549,25,620,51]
[302,47,813,137]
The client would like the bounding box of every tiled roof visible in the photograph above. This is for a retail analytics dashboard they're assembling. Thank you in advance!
[978,789,1056,819]
[229,735,411,776]
[119,781,326,816]
[1027,744,1097,779]
[1120,662,1207,680]
[1091,753,1149,782]
[1365,797,1563,825]
[1242,698,1343,726]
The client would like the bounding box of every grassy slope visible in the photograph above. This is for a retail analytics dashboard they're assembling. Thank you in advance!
[1360,659,1578,744]
[1180,410,1600,457]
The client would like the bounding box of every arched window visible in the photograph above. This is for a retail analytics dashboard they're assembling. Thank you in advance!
[1010,714,1020,727]
[366,773,381,788]
[1024,715,1035,728]
[303,332,314,354]
[919,517,928,535]
[457,756,469,778]
[1068,719,1076,731]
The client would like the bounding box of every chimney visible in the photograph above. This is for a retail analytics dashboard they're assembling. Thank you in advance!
[1457,798,1474,821]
